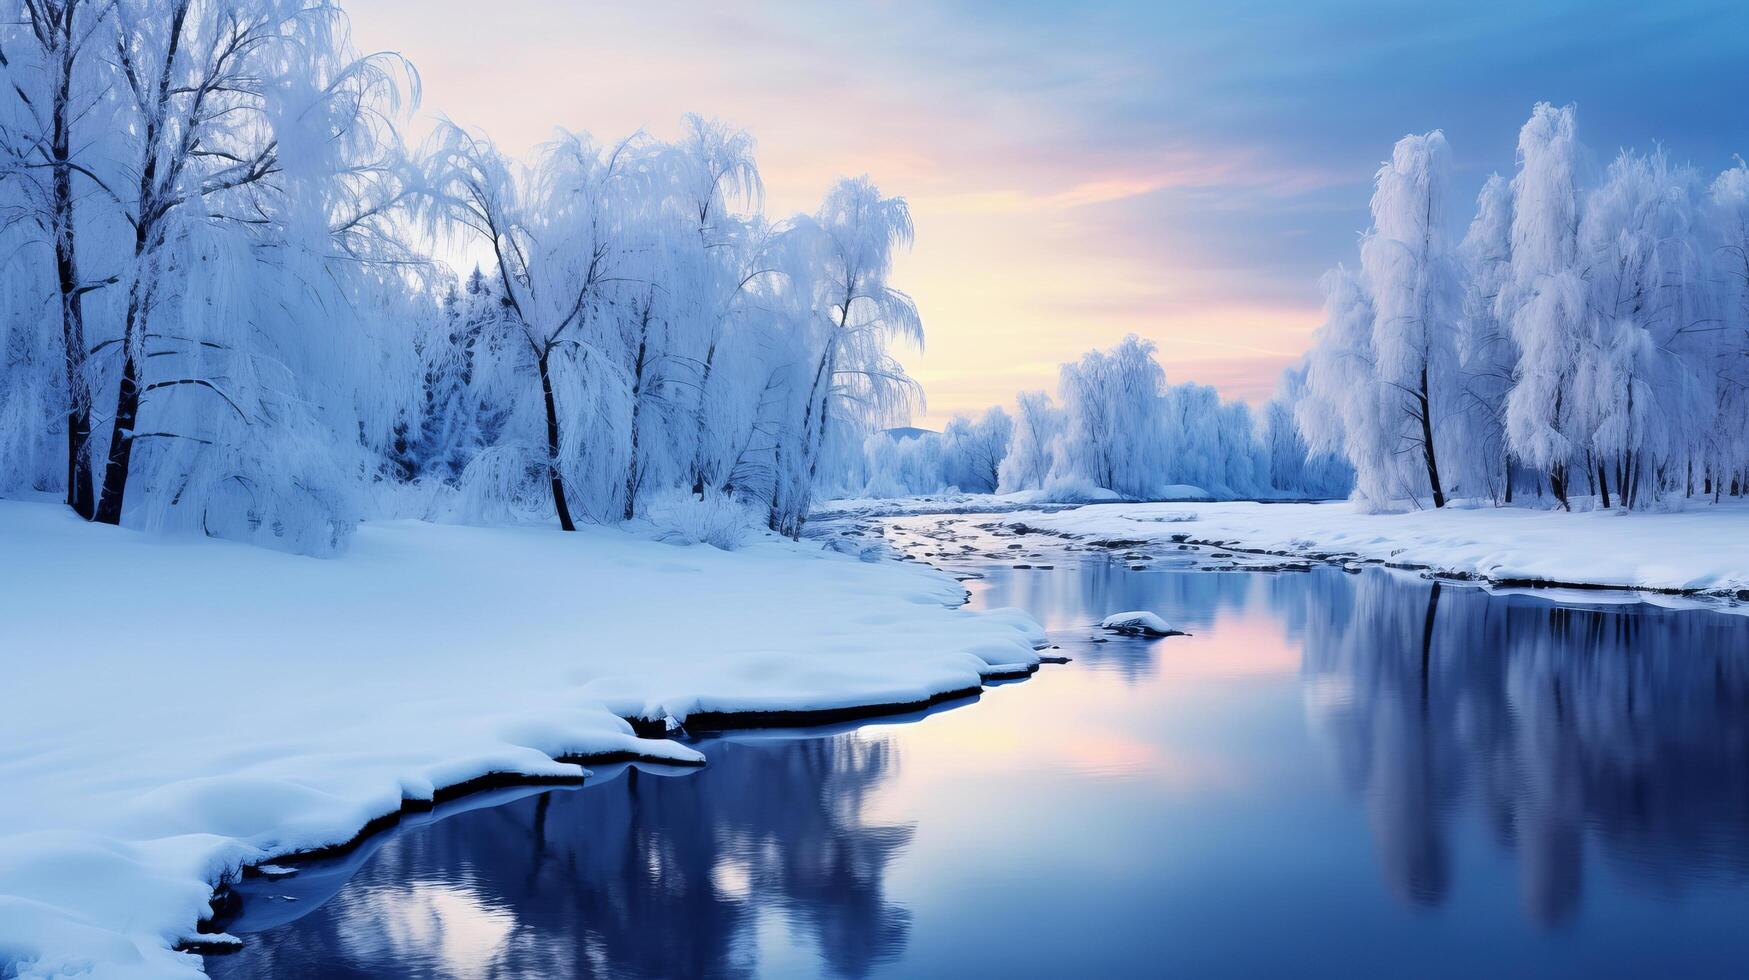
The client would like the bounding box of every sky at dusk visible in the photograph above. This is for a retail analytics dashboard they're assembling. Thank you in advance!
[348,0,1749,426]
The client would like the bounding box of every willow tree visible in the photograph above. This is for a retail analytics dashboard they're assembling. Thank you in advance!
[996,390,1061,491]
[1455,174,1518,503]
[1299,266,1395,504]
[771,177,921,536]
[1498,103,1586,509]
[1576,149,1710,509]
[1361,130,1460,508]
[422,125,650,530]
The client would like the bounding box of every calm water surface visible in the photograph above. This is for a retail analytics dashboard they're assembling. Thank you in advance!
[208,521,1749,978]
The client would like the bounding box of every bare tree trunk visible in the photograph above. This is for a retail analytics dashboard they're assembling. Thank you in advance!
[802,348,837,491]
[689,340,717,497]
[95,0,191,526]
[47,7,95,519]
[1416,362,1445,508]
[537,349,575,531]
[93,333,141,525]
[783,285,857,536]
[53,209,95,519]
[1597,461,1610,509]
[786,331,839,539]
[767,443,785,532]
[623,304,650,521]
[1548,390,1569,511]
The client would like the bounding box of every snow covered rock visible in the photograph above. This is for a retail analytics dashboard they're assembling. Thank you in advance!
[1099,611,1176,636]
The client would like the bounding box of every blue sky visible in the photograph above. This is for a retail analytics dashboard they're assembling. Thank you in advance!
[350,0,1749,421]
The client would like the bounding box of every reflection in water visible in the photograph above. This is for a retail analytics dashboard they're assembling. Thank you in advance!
[1287,573,1749,927]
[215,738,910,978]
[212,559,1749,977]
[973,555,1265,680]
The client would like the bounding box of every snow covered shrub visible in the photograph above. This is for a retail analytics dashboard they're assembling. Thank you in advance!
[445,444,552,526]
[645,489,762,550]
[1038,474,1122,503]
[368,476,459,523]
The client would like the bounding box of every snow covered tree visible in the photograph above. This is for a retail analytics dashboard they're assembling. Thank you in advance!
[1154,381,1268,498]
[1296,101,1749,511]
[1574,150,1713,509]
[996,390,1061,491]
[940,406,1012,493]
[1705,165,1749,499]
[1498,103,1586,509]
[678,115,765,498]
[1361,131,1460,507]
[770,176,921,536]
[1261,364,1353,498]
[421,125,659,530]
[1454,173,1519,503]
[0,0,122,517]
[1,7,944,548]
[1053,334,1165,498]
[860,429,944,497]
[1302,131,1463,509]
[1300,265,1398,505]
[3,0,422,550]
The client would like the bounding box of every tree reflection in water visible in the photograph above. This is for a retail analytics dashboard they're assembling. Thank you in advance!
[1289,572,1749,927]
[216,736,910,978]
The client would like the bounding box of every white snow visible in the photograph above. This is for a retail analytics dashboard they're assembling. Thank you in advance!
[0,500,1043,978]
[994,499,1749,596]
[1099,611,1175,636]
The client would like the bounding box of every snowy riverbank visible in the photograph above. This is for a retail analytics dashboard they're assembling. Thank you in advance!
[0,501,1044,978]
[972,499,1749,598]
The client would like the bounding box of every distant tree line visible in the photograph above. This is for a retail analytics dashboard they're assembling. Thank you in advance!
[832,335,1352,502]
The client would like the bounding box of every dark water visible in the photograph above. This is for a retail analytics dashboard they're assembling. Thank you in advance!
[208,544,1749,978]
